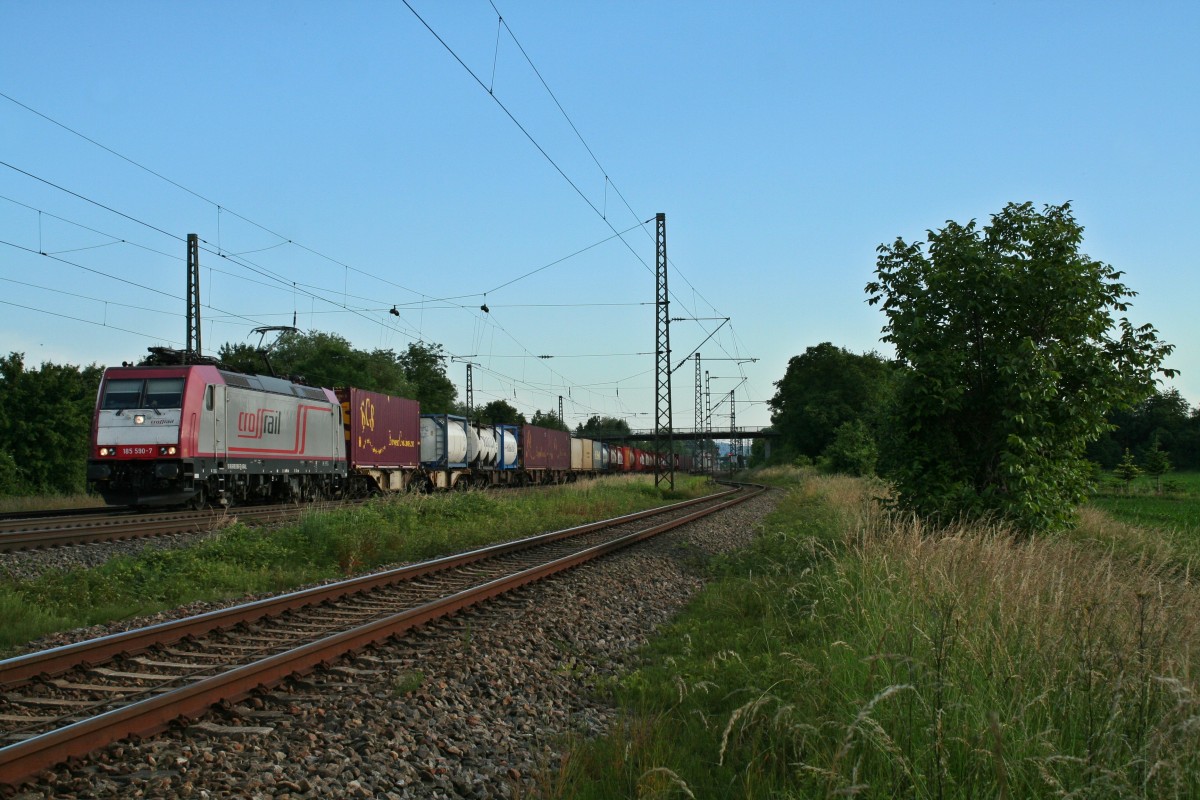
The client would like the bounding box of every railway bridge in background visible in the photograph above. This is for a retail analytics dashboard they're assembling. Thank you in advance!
[593,426,779,463]
[594,426,777,443]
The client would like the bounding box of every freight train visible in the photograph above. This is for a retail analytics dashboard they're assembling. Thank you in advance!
[86,364,686,507]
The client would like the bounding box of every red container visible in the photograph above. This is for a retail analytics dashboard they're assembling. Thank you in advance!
[335,388,420,469]
[521,424,570,470]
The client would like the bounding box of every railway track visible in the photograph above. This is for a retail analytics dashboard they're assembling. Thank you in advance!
[0,504,342,553]
[0,482,764,787]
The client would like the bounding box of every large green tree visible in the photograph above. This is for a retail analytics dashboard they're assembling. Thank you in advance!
[214,331,462,407]
[0,353,103,495]
[476,399,526,426]
[768,342,894,461]
[398,342,456,412]
[866,202,1175,531]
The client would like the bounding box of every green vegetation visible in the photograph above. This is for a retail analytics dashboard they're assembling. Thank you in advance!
[1080,470,1200,568]
[766,342,895,469]
[0,475,715,655]
[866,202,1175,532]
[0,353,102,496]
[543,467,1200,798]
[218,332,457,411]
[0,492,100,514]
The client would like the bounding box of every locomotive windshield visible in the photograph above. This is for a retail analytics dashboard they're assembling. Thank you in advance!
[100,378,185,410]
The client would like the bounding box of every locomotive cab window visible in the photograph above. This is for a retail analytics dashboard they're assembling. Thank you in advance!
[100,380,144,411]
[145,378,184,409]
[100,378,186,410]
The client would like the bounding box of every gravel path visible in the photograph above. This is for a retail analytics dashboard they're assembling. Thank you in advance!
[7,491,777,799]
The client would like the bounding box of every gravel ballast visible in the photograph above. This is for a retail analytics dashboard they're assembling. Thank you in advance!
[7,491,778,799]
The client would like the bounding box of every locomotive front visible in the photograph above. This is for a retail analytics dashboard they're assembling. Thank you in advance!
[86,365,199,506]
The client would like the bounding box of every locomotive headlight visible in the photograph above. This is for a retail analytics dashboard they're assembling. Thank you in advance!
[159,446,178,456]
[134,414,145,425]
[168,445,177,455]
[99,447,112,456]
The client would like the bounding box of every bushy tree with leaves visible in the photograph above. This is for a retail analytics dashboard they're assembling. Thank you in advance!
[476,400,526,426]
[216,331,413,396]
[215,332,459,413]
[824,419,878,477]
[866,202,1175,532]
[530,410,569,432]
[397,342,456,412]
[768,342,894,461]
[0,353,103,495]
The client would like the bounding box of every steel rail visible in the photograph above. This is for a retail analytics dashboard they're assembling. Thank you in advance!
[0,503,343,553]
[0,483,763,786]
[0,487,737,686]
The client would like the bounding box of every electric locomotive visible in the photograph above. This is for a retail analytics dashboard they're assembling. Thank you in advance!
[87,365,346,507]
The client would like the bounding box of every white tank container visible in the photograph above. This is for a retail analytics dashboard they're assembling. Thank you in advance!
[466,423,480,463]
[475,426,498,466]
[498,428,518,468]
[420,415,470,465]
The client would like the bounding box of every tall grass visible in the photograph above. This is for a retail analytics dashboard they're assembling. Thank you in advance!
[543,472,1200,798]
[0,475,714,655]
[0,493,101,514]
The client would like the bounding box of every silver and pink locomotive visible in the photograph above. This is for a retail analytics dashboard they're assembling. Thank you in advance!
[87,364,666,507]
[88,365,346,507]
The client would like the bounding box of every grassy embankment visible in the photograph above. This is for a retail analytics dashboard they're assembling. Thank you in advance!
[541,467,1200,798]
[0,475,715,655]
[0,493,101,514]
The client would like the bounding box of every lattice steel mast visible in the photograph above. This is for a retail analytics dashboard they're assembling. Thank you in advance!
[465,363,473,418]
[185,233,201,364]
[654,213,674,490]
[694,352,702,468]
[705,370,712,474]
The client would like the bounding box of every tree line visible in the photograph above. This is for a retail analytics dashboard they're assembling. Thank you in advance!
[765,346,1196,470]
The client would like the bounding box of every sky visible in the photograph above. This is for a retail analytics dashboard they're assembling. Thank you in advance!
[2,1,1198,433]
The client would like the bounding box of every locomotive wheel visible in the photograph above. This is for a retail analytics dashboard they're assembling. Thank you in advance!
[188,487,208,511]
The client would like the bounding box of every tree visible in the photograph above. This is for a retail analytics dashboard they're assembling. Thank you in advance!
[768,343,894,461]
[1114,449,1142,494]
[0,353,103,495]
[866,202,1175,532]
[216,330,425,398]
[530,410,569,432]
[1141,435,1171,494]
[576,415,632,439]
[477,400,526,426]
[398,342,456,412]
[824,420,878,477]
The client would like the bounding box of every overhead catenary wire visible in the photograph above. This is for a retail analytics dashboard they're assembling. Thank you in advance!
[432,5,754,392]
[2,172,637,417]
[0,298,183,346]
[2,26,764,421]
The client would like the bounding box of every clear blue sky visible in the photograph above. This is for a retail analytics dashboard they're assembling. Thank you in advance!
[3,1,1197,431]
